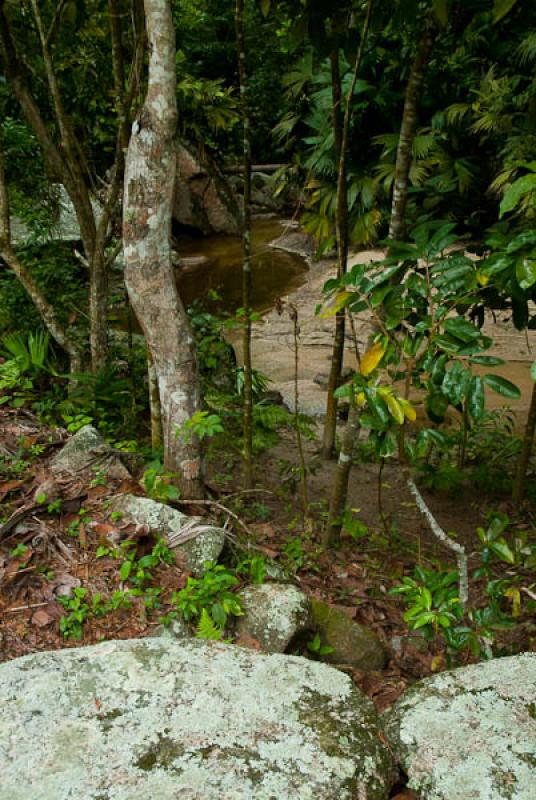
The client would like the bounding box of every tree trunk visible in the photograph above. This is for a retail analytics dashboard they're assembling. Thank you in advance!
[321,50,346,459]
[325,400,360,547]
[123,0,203,499]
[0,0,144,373]
[147,349,163,452]
[0,137,82,373]
[512,380,536,509]
[388,28,433,242]
[322,1,374,459]
[235,0,254,488]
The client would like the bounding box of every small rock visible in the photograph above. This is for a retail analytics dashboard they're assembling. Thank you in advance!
[235,583,311,653]
[51,424,130,480]
[149,617,192,641]
[111,494,225,575]
[384,653,536,800]
[311,598,388,671]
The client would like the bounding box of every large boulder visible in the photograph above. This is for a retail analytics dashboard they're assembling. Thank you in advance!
[311,599,388,672]
[111,494,225,575]
[174,144,239,235]
[0,638,395,800]
[383,653,536,799]
[235,583,311,652]
[51,424,131,480]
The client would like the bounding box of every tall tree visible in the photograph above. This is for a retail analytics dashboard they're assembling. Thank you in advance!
[388,24,434,242]
[0,0,144,371]
[123,0,203,498]
[235,0,254,488]
[322,0,374,458]
[0,134,82,373]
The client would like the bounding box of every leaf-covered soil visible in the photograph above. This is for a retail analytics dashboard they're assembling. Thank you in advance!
[1,409,534,717]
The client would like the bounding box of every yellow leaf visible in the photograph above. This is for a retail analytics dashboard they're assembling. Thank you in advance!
[477,271,490,286]
[360,341,386,376]
[398,397,417,422]
[504,587,521,617]
[317,291,352,319]
[382,392,405,424]
[431,654,445,672]
[356,391,366,407]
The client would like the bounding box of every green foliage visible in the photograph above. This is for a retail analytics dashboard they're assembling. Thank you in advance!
[307,632,334,658]
[172,562,243,636]
[142,461,180,503]
[119,539,175,590]
[178,410,224,443]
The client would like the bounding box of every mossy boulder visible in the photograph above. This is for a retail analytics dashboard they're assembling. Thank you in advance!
[311,599,388,671]
[235,583,311,652]
[383,652,536,799]
[0,638,395,799]
[52,424,130,480]
[111,494,225,576]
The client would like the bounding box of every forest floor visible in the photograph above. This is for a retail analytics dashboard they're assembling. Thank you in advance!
[1,408,534,713]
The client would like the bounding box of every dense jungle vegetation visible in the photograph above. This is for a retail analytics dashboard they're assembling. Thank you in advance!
[0,0,535,685]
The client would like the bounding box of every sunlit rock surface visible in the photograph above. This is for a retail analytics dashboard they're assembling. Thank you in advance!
[235,583,311,652]
[383,653,536,799]
[0,638,395,800]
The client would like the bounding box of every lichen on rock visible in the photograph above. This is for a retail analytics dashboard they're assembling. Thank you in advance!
[235,583,311,652]
[383,652,536,799]
[111,493,225,575]
[0,637,395,800]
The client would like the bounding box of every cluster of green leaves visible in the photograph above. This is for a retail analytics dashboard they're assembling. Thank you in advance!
[392,511,535,661]
[58,587,133,641]
[172,562,244,637]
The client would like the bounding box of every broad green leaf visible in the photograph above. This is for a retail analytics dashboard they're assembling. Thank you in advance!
[442,362,471,406]
[468,376,485,421]
[499,173,536,216]
[531,361,536,382]
[360,341,386,376]
[425,392,449,422]
[516,256,536,290]
[483,374,521,399]
[468,355,504,366]
[493,0,521,24]
[442,317,481,342]
[490,540,515,565]
[119,560,132,582]
[364,388,390,425]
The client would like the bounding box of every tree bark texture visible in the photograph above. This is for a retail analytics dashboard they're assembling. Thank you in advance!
[322,0,374,459]
[325,400,360,547]
[0,138,82,373]
[123,0,203,499]
[235,0,254,488]
[388,28,434,242]
[512,380,536,509]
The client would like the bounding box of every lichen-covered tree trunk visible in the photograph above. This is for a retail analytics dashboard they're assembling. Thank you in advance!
[325,400,360,547]
[235,0,254,488]
[123,0,203,498]
[388,28,433,242]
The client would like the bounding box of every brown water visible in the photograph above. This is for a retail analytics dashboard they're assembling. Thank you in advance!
[175,218,309,314]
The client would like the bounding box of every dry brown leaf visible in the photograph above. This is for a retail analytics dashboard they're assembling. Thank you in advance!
[31,607,55,627]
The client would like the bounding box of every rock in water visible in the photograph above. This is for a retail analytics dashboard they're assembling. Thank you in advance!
[111,494,225,576]
[311,598,388,671]
[0,638,395,800]
[383,653,536,799]
[235,583,311,652]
